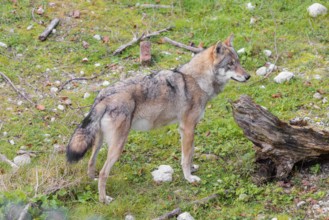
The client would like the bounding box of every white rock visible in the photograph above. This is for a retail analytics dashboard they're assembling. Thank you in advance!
[151,165,174,183]
[50,87,58,93]
[84,92,91,99]
[80,70,85,75]
[14,154,31,166]
[158,165,174,174]
[314,74,322,80]
[93,34,102,40]
[263,49,272,57]
[95,63,101,67]
[0,42,8,48]
[323,97,328,104]
[57,104,65,111]
[237,48,246,54]
[177,212,195,220]
[3,132,8,136]
[17,100,23,106]
[267,63,277,72]
[297,201,306,208]
[9,140,15,145]
[102,81,110,86]
[274,71,294,83]
[246,2,255,10]
[313,92,322,99]
[51,117,56,122]
[256,67,267,76]
[307,3,327,17]
[54,80,61,86]
[27,25,33,30]
[151,170,173,182]
[125,215,135,220]
[250,17,256,25]
[52,29,56,34]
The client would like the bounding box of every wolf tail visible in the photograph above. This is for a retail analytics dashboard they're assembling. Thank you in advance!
[66,103,106,163]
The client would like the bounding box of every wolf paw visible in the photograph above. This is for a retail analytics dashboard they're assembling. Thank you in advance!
[100,195,114,205]
[186,175,201,183]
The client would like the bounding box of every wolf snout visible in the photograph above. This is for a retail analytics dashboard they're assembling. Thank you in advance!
[244,73,251,81]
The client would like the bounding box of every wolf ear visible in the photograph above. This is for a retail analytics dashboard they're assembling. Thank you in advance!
[214,41,223,55]
[223,34,234,47]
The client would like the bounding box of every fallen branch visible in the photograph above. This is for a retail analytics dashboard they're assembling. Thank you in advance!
[113,27,173,55]
[39,18,60,41]
[138,4,172,9]
[162,37,203,53]
[190,193,219,205]
[232,95,329,184]
[0,154,19,169]
[113,34,145,56]
[58,70,106,92]
[0,71,36,106]
[153,208,182,220]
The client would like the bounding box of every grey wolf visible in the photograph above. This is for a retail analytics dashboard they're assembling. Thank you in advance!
[66,35,250,204]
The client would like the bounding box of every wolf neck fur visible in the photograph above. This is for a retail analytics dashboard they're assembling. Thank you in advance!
[178,46,228,98]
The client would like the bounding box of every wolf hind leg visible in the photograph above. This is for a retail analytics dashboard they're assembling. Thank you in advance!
[98,115,130,204]
[87,131,103,179]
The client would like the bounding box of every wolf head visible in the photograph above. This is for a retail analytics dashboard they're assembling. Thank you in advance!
[212,34,250,82]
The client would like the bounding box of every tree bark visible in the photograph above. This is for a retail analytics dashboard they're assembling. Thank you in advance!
[231,95,329,183]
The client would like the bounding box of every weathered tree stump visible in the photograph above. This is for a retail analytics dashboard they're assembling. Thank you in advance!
[140,41,151,66]
[232,95,329,183]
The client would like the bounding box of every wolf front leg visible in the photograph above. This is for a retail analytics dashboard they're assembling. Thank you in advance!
[179,120,201,183]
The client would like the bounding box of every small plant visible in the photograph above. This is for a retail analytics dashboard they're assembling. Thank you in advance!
[310,163,321,175]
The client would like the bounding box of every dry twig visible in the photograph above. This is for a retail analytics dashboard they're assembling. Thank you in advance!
[17,203,31,220]
[162,37,203,53]
[113,27,173,55]
[0,71,36,106]
[0,154,19,169]
[58,70,106,92]
[31,8,44,25]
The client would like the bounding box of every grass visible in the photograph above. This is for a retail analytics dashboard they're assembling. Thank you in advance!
[0,0,329,219]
